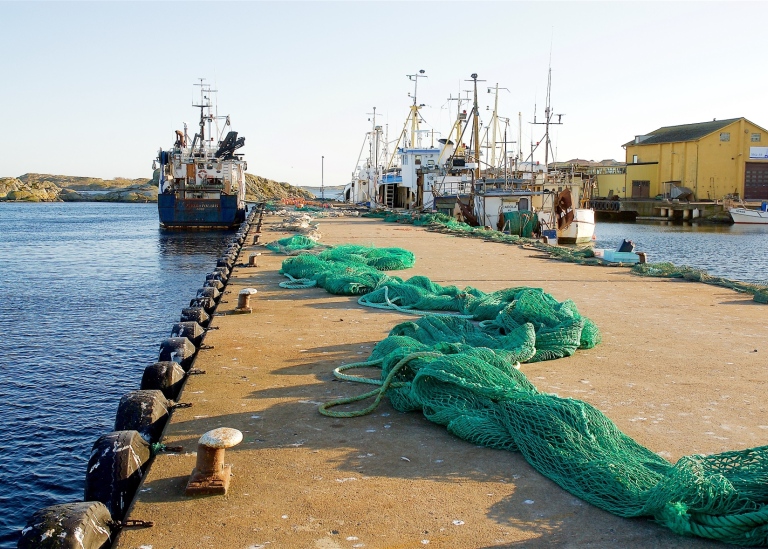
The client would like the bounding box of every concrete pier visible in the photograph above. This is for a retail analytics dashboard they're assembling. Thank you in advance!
[116,216,763,548]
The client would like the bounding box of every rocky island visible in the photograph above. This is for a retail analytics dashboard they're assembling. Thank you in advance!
[0,172,314,203]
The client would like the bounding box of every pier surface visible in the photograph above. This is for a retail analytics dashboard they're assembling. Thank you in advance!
[116,216,763,549]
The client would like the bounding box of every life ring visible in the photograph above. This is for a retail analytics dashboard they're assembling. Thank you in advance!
[198,169,208,180]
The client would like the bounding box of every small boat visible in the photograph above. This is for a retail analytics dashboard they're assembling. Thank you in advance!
[729,204,768,224]
[554,188,596,244]
[155,79,247,229]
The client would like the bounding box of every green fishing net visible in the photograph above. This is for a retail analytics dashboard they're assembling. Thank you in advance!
[275,240,768,545]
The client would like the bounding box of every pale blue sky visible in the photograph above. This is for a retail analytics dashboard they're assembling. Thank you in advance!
[1,1,766,187]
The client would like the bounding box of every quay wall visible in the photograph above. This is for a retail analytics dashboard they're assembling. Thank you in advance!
[116,216,763,548]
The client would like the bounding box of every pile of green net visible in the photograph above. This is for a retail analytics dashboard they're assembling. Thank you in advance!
[501,211,540,238]
[323,320,768,544]
[265,235,322,255]
[271,239,768,545]
[278,242,415,294]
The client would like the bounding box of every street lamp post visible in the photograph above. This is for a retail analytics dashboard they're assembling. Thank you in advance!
[321,155,325,202]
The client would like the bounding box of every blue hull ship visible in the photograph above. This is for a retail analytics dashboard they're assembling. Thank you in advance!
[157,194,244,229]
[155,79,247,230]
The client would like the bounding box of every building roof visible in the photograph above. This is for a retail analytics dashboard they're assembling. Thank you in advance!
[624,118,741,147]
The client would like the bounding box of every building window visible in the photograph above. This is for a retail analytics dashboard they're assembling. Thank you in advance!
[752,133,762,142]
[402,155,408,165]
[720,132,730,142]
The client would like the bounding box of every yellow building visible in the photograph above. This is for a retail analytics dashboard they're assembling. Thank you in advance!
[623,117,768,201]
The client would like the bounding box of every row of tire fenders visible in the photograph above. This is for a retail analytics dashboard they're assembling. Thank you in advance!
[19,208,261,549]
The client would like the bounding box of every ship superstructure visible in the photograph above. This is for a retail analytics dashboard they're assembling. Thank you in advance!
[156,79,247,229]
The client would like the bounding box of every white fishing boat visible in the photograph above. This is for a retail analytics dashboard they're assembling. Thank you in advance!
[344,108,388,205]
[729,205,768,224]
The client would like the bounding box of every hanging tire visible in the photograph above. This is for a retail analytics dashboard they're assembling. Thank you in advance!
[196,286,221,301]
[189,296,216,314]
[19,501,113,549]
[158,337,196,368]
[205,272,226,285]
[84,430,150,520]
[171,321,205,347]
[141,361,186,400]
[213,266,230,281]
[203,279,225,292]
[180,307,210,327]
[114,390,171,443]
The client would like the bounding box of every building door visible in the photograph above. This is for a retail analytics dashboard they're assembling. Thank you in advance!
[744,163,768,200]
[632,180,650,198]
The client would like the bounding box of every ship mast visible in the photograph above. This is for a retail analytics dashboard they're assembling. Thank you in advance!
[386,70,427,171]
[487,83,509,171]
[407,69,427,147]
[193,78,217,152]
[468,73,485,181]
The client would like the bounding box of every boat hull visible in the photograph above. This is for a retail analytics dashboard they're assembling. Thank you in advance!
[729,207,768,224]
[158,194,245,230]
[557,208,595,244]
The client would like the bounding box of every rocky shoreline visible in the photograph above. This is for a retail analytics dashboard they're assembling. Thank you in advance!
[0,172,314,203]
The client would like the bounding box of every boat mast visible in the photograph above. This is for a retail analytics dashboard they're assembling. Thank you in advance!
[407,69,427,147]
[370,107,379,200]
[487,83,510,172]
[469,73,484,181]
[193,78,217,153]
[385,70,427,171]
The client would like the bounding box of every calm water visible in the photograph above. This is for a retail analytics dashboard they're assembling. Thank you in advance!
[300,186,344,201]
[0,203,231,547]
[594,220,768,284]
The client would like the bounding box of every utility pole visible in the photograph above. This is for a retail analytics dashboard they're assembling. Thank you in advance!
[321,155,324,201]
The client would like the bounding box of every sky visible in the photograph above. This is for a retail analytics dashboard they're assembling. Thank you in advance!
[2,1,767,188]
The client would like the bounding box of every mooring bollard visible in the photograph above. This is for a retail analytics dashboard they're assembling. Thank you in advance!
[185,427,243,496]
[252,233,261,245]
[248,253,261,267]
[235,288,258,313]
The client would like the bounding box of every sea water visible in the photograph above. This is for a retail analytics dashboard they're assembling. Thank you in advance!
[0,203,231,547]
[594,220,768,284]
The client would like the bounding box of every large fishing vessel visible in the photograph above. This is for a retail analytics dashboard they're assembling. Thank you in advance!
[155,80,247,229]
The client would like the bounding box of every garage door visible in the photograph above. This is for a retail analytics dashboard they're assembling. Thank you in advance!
[631,180,650,198]
[744,163,768,200]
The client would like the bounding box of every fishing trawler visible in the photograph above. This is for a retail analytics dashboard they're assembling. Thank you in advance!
[155,79,247,229]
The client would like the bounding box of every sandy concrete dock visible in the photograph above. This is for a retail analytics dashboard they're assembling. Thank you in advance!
[115,216,765,549]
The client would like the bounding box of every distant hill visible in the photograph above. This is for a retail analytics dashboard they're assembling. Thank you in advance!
[245,173,315,201]
[0,172,311,203]
[19,173,151,190]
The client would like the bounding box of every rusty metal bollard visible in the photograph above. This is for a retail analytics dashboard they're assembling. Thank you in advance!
[248,253,261,267]
[185,427,243,496]
[234,288,257,313]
